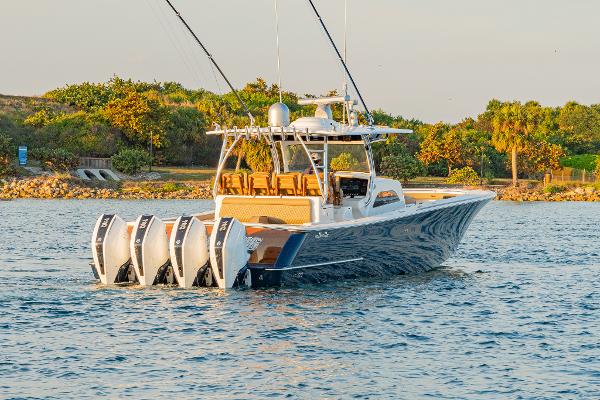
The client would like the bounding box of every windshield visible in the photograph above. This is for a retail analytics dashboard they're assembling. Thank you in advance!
[282,143,369,173]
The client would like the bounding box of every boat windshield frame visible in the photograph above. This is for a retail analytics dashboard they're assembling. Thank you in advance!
[208,125,410,205]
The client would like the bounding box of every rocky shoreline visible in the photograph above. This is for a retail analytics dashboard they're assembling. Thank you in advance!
[495,185,600,202]
[0,176,213,200]
[2,175,599,202]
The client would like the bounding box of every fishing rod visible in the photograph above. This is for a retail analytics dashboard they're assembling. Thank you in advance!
[163,0,255,126]
[307,0,373,125]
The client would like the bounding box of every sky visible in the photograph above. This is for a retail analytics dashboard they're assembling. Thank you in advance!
[1,0,600,123]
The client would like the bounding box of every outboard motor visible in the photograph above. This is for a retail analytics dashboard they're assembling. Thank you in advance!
[169,216,211,289]
[91,214,131,285]
[209,217,251,289]
[130,215,170,286]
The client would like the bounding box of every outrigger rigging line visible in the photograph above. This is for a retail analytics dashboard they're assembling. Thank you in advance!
[307,0,373,125]
[163,0,255,126]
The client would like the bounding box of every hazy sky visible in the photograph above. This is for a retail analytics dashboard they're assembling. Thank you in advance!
[1,0,600,122]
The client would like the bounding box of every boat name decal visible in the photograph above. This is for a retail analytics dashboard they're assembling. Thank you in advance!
[246,237,262,252]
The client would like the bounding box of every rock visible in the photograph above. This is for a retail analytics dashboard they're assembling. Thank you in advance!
[136,172,162,181]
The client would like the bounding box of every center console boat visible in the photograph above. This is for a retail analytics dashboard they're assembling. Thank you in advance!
[90,0,494,289]
[91,96,494,289]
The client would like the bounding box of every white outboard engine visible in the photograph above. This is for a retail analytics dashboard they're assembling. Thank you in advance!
[209,217,251,289]
[169,216,211,289]
[91,214,131,285]
[130,215,170,286]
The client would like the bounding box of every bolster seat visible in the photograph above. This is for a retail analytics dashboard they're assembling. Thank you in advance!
[219,197,312,224]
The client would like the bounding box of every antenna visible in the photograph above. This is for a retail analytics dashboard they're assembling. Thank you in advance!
[163,0,255,126]
[307,0,373,125]
[274,0,283,103]
[343,0,348,94]
[343,0,348,124]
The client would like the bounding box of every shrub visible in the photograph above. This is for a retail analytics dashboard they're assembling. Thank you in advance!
[330,152,358,172]
[0,133,15,177]
[544,184,567,194]
[447,166,480,186]
[380,154,425,183]
[111,148,151,175]
[596,159,600,179]
[23,109,57,128]
[30,147,79,171]
[160,182,189,193]
[560,154,598,171]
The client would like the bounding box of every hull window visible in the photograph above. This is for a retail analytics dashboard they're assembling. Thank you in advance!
[373,190,400,207]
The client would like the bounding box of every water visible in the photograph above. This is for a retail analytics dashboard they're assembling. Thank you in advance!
[1,200,599,399]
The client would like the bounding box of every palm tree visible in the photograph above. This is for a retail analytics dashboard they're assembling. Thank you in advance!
[491,101,540,186]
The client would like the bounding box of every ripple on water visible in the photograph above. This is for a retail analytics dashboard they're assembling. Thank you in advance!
[1,200,600,399]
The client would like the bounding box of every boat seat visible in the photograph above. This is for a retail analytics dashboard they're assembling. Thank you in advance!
[273,173,301,196]
[248,173,272,196]
[301,173,324,196]
[219,197,312,224]
[221,173,246,195]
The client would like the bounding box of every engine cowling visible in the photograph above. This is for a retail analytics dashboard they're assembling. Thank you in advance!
[130,215,170,286]
[91,214,131,285]
[209,217,250,289]
[169,216,211,288]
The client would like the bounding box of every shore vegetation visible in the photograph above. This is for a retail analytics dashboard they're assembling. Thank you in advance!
[1,78,600,195]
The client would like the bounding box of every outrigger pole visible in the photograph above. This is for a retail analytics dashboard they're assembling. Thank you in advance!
[307,0,373,125]
[163,0,255,126]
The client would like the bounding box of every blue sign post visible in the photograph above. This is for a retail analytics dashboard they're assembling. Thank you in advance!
[18,146,27,166]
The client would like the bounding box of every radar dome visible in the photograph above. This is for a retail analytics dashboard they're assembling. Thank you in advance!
[268,102,290,127]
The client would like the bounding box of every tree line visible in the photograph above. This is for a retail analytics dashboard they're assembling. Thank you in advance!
[373,99,600,185]
[1,77,599,184]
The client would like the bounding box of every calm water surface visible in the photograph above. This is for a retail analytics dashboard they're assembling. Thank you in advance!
[1,200,599,399]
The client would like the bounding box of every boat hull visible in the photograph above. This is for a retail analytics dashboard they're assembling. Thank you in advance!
[247,194,492,287]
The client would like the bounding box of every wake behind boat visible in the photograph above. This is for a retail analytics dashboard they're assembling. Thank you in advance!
[90,0,494,289]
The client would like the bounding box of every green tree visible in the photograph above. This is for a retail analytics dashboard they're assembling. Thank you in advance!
[418,123,476,175]
[161,107,209,166]
[491,101,542,186]
[0,132,15,177]
[380,143,425,183]
[30,147,79,171]
[417,122,448,171]
[519,139,564,177]
[111,148,152,175]
[557,102,600,154]
[241,138,273,173]
[447,166,480,186]
[44,81,111,110]
[330,152,359,172]
[102,89,167,148]
[381,154,425,183]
